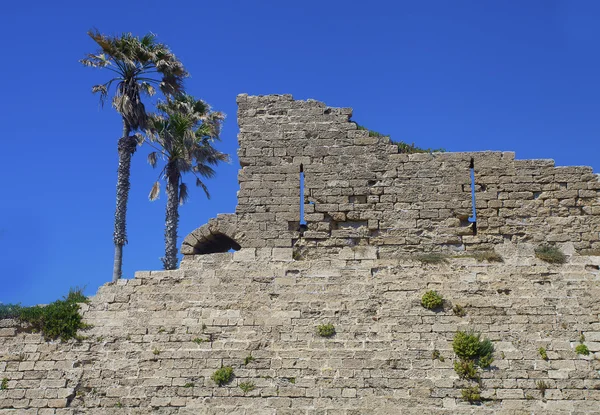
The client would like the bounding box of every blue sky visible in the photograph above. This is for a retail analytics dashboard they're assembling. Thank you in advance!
[1,0,599,305]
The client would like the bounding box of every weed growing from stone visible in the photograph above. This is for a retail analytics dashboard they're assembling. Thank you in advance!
[1,378,7,390]
[461,386,481,404]
[454,359,479,380]
[421,290,444,310]
[244,355,255,365]
[575,344,590,356]
[472,250,503,263]
[288,377,296,384]
[211,367,234,386]
[193,337,208,344]
[183,382,194,388]
[452,304,466,317]
[417,253,449,264]
[534,245,566,264]
[538,347,548,360]
[239,381,255,393]
[536,380,548,397]
[152,348,161,356]
[317,323,336,338]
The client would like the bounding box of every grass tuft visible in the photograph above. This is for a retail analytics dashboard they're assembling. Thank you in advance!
[535,245,566,264]
[416,253,449,264]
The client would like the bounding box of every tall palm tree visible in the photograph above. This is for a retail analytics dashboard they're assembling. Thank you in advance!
[81,30,188,281]
[146,94,228,270]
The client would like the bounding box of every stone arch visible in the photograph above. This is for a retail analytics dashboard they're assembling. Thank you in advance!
[181,214,241,256]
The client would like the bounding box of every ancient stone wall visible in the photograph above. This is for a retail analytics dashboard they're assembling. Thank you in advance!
[183,94,600,258]
[1,247,600,414]
[2,95,600,414]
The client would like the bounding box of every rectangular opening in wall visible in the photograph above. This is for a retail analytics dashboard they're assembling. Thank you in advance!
[300,164,307,227]
[468,158,477,235]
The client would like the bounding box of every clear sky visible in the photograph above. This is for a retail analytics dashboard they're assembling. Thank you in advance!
[1,0,599,305]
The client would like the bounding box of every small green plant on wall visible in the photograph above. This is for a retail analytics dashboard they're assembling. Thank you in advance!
[461,386,481,404]
[538,347,548,360]
[575,344,590,356]
[239,381,255,393]
[317,323,336,338]
[211,367,234,386]
[421,290,444,310]
[534,245,566,264]
[452,330,494,383]
[1,378,8,390]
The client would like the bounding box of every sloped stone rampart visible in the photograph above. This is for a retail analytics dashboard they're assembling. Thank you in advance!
[1,245,600,414]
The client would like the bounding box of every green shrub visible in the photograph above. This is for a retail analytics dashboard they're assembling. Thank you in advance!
[317,323,336,338]
[575,344,590,356]
[478,353,494,369]
[453,331,483,360]
[539,347,548,360]
[0,304,23,320]
[454,359,479,380]
[1,378,7,390]
[239,381,255,393]
[421,291,444,310]
[211,367,234,386]
[535,245,566,264]
[16,288,89,341]
[461,386,481,404]
[452,330,494,376]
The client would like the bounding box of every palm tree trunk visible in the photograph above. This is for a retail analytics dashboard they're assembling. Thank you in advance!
[112,123,137,282]
[163,165,180,270]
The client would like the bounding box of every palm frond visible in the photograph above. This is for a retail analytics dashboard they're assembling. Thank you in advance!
[149,181,160,201]
[133,132,145,146]
[147,152,158,168]
[179,182,189,205]
[195,177,210,199]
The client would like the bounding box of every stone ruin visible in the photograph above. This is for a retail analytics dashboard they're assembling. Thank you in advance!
[1,94,599,414]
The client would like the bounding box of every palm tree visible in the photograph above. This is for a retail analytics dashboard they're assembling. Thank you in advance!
[146,95,228,270]
[81,30,188,281]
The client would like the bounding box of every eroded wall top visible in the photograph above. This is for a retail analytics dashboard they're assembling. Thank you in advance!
[182,94,600,257]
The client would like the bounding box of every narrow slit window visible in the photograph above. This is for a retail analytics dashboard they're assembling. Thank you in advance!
[468,158,477,235]
[299,164,307,231]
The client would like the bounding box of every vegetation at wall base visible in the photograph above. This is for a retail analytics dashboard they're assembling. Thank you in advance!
[0,288,89,341]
